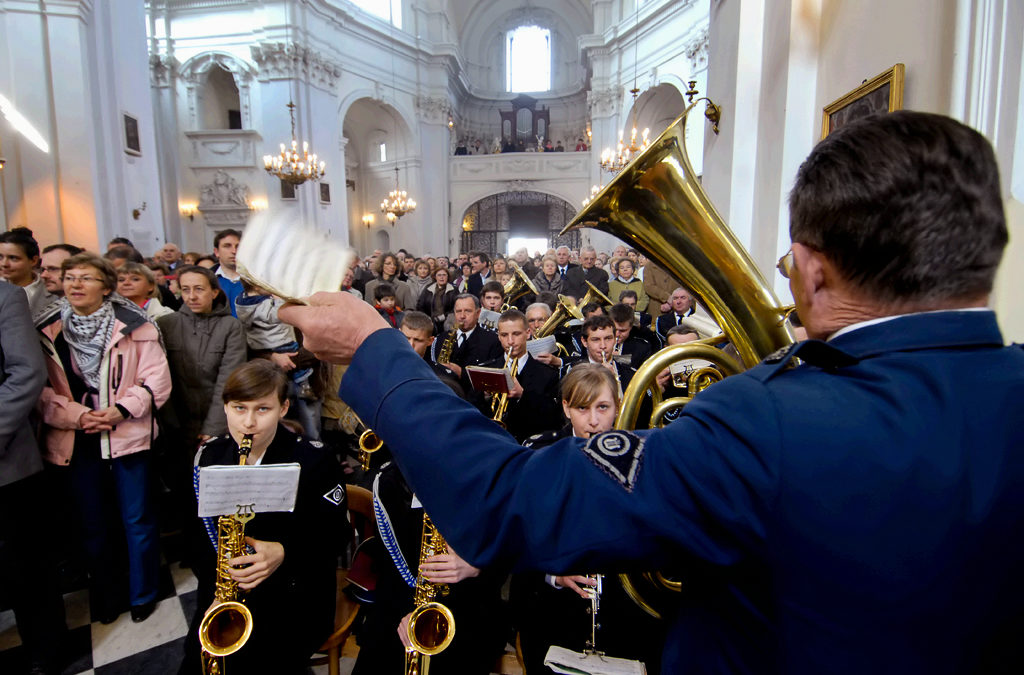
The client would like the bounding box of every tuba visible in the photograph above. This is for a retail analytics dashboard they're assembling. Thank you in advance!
[561,99,796,617]
[501,262,539,312]
[405,513,456,675]
[199,434,256,674]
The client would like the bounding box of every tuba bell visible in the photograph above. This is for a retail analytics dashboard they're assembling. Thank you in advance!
[561,98,796,618]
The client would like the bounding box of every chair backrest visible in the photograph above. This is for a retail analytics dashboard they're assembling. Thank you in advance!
[345,484,375,544]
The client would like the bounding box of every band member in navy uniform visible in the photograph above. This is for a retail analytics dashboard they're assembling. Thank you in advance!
[284,112,1024,674]
[181,360,349,674]
[515,364,664,673]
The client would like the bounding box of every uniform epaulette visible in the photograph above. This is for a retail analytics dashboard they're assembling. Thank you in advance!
[748,339,859,383]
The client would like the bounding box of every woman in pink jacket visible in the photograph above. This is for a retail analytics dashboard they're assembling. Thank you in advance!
[36,252,171,625]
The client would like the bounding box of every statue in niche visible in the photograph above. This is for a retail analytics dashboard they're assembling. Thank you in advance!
[200,170,249,207]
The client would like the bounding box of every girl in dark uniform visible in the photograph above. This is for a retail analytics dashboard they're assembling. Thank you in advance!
[180,359,349,674]
[515,364,664,673]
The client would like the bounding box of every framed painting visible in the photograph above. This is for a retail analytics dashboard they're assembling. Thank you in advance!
[123,113,142,156]
[319,182,331,204]
[821,63,905,139]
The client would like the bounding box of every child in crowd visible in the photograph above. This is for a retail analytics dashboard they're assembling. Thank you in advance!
[235,279,315,400]
[374,282,405,328]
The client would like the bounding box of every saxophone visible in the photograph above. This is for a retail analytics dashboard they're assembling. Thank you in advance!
[436,328,457,365]
[405,512,455,675]
[198,434,256,675]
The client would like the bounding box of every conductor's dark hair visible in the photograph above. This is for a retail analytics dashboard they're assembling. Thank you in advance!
[223,359,289,405]
[789,111,1007,304]
[581,315,615,338]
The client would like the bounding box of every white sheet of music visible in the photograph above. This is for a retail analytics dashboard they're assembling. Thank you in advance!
[478,308,501,330]
[197,463,301,517]
[544,646,645,675]
[527,335,558,356]
[236,211,353,303]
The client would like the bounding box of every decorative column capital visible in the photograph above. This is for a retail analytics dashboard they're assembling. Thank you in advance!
[149,54,178,88]
[250,41,342,92]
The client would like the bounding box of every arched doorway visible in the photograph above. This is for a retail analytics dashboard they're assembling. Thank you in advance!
[460,191,579,255]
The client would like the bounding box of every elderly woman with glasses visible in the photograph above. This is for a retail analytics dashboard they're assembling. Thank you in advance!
[35,252,172,625]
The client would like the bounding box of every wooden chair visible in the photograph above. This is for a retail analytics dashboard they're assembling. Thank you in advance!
[311,484,375,675]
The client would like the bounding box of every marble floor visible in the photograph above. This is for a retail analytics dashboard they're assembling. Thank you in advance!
[0,558,357,675]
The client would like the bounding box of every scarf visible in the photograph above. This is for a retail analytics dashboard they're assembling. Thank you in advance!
[56,294,154,390]
[60,300,115,391]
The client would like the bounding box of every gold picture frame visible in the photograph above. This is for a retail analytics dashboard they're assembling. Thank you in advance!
[821,63,905,140]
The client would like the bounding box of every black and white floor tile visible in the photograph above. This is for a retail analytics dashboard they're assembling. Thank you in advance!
[0,558,355,675]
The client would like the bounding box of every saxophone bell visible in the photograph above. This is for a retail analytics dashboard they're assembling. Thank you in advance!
[405,513,455,674]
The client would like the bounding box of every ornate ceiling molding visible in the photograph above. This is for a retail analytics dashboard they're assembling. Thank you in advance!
[683,26,709,71]
[250,41,342,92]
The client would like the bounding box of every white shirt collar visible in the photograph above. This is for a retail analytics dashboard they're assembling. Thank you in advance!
[216,265,239,281]
[515,352,530,372]
[458,326,475,339]
[827,307,990,341]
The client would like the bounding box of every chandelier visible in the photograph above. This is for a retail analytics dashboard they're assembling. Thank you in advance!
[599,90,650,174]
[380,165,416,224]
[263,101,325,186]
[600,7,650,175]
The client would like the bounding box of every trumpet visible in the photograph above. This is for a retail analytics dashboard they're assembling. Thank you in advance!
[199,434,256,675]
[405,513,455,675]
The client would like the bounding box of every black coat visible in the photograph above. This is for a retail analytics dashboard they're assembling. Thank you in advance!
[444,326,503,370]
[474,354,561,442]
[182,426,349,674]
[564,265,610,302]
[416,283,458,332]
[655,310,696,341]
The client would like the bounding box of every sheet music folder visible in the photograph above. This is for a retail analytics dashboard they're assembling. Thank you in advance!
[197,463,301,518]
[466,365,514,395]
[543,646,645,675]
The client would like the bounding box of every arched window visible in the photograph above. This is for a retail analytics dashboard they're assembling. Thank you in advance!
[506,26,550,93]
[350,0,401,27]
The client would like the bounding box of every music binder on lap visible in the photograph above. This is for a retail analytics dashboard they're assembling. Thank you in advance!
[197,463,301,517]
[466,365,514,394]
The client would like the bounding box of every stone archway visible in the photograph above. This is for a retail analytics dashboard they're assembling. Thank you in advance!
[459,191,580,255]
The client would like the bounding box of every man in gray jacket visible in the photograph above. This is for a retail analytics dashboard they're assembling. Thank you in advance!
[0,282,67,673]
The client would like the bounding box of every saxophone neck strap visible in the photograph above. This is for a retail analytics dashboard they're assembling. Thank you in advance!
[372,469,417,589]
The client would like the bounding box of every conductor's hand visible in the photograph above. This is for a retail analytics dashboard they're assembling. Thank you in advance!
[278,292,389,364]
[228,537,285,590]
[554,575,598,599]
[420,549,480,584]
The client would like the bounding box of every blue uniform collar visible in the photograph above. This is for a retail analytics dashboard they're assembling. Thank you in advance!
[827,309,1003,359]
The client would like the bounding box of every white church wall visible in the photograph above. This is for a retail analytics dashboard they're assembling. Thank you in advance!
[0,0,163,253]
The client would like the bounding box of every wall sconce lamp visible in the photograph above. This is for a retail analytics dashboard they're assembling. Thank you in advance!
[447,116,454,130]
[362,213,375,229]
[249,198,269,211]
[132,202,148,220]
[685,81,723,135]
[0,157,6,171]
[179,203,197,221]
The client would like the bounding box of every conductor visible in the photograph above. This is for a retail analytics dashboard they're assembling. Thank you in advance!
[281,111,1024,673]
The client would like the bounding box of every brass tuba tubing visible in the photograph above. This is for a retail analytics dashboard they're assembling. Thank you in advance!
[560,101,794,368]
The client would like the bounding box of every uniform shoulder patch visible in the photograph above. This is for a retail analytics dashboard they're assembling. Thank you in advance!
[582,430,645,492]
[323,484,346,506]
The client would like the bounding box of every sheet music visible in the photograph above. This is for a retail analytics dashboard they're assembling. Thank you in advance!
[197,463,301,517]
[527,335,558,356]
[669,358,715,376]
[544,646,645,675]
[478,308,501,331]
[236,211,354,303]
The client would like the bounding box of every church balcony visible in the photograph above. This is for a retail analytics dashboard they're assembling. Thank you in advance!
[183,129,262,170]
[449,151,591,185]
